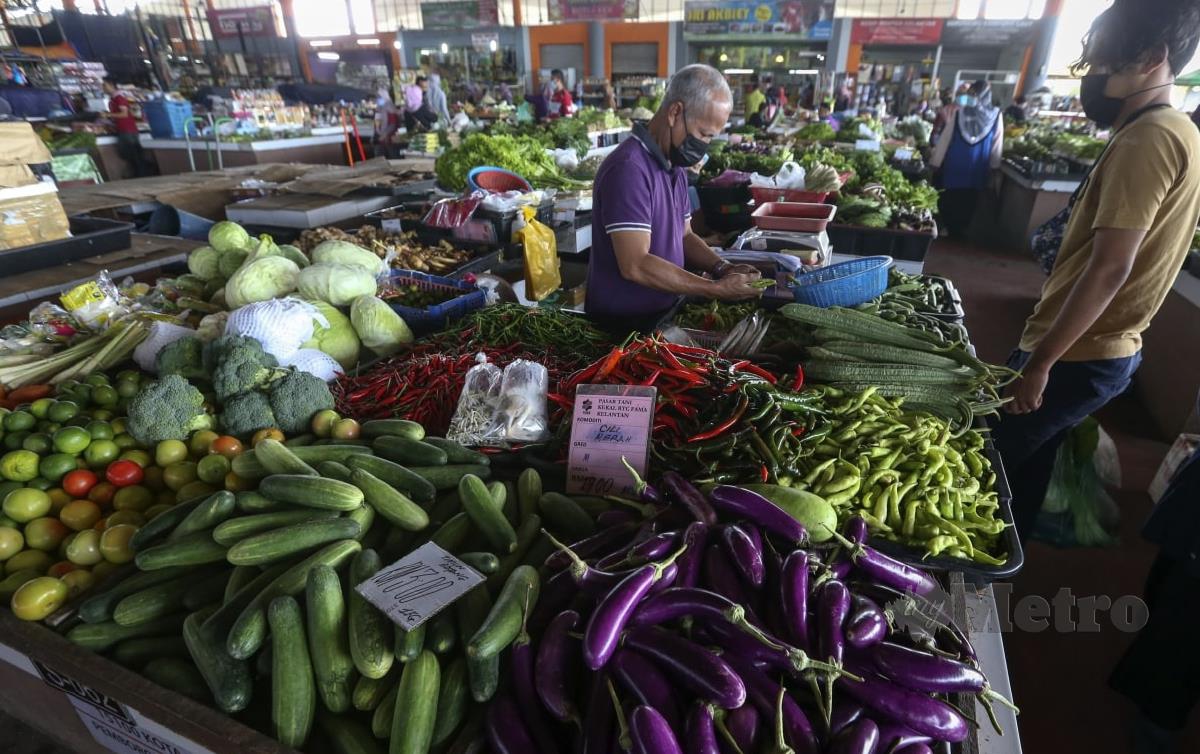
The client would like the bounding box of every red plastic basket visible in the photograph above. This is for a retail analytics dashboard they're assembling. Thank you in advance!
[750,186,830,205]
[467,166,532,193]
[751,202,837,233]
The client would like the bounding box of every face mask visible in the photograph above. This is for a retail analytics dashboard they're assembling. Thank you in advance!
[1081,74,1172,128]
[956,94,976,107]
[669,108,710,168]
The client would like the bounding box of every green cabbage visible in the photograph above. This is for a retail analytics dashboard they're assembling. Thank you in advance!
[225,255,301,309]
[209,221,251,253]
[217,248,249,278]
[187,246,222,280]
[276,244,310,268]
[310,240,385,276]
[350,295,412,356]
[303,300,360,369]
[297,263,377,307]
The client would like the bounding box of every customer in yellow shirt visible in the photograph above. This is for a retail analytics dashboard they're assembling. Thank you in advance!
[994,0,1200,543]
[744,80,766,123]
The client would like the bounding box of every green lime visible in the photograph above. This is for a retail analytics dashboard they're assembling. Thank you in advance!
[90,410,114,422]
[86,421,114,440]
[46,401,79,424]
[89,385,119,408]
[84,440,120,469]
[64,415,90,428]
[53,426,91,455]
[116,380,140,399]
[20,433,52,455]
[3,411,35,433]
[39,453,78,483]
[25,477,53,491]
[196,454,230,485]
[3,432,30,451]
[28,398,54,420]
[113,434,138,450]
[2,488,51,523]
[115,370,140,383]
[85,373,110,388]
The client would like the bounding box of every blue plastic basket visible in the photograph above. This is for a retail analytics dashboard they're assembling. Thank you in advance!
[143,99,196,139]
[385,270,486,335]
[790,255,892,308]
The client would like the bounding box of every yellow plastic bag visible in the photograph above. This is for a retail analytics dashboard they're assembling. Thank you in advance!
[515,204,560,301]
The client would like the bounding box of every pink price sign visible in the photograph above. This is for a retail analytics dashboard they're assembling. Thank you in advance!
[566,385,657,497]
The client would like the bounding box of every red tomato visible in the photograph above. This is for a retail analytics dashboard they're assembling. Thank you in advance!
[105,460,144,488]
[62,469,99,498]
[87,481,116,506]
[209,436,245,460]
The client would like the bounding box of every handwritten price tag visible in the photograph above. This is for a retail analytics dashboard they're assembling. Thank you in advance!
[355,542,485,631]
[566,384,656,497]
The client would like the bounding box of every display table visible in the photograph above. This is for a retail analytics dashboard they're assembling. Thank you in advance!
[993,164,1081,251]
[145,127,375,175]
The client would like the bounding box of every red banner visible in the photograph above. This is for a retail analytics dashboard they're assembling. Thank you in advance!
[850,18,943,46]
[207,7,277,40]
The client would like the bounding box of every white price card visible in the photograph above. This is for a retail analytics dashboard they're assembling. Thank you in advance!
[566,384,656,497]
[894,147,914,161]
[356,542,485,632]
[855,139,882,152]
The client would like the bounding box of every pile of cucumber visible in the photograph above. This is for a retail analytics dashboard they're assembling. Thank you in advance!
[59,418,604,753]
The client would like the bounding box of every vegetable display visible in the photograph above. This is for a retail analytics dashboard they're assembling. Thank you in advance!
[435,133,582,191]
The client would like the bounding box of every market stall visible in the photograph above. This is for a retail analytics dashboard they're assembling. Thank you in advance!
[992,163,1080,252]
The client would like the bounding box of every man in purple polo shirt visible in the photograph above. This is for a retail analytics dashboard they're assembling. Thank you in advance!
[587,64,761,332]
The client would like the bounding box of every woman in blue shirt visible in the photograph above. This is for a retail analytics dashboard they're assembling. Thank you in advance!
[930,80,1004,238]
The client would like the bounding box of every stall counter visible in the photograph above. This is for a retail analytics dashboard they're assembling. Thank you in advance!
[144,126,376,175]
[993,163,1081,251]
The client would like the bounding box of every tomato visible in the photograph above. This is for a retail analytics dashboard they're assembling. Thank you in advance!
[62,469,99,498]
[47,488,70,514]
[105,510,145,528]
[196,454,230,485]
[310,409,340,438]
[0,526,23,561]
[87,481,117,506]
[5,549,51,575]
[85,373,109,388]
[331,418,361,440]
[60,568,94,597]
[11,576,68,620]
[113,433,138,450]
[59,500,102,531]
[251,428,285,447]
[176,481,217,502]
[112,485,153,512]
[189,430,219,457]
[90,385,119,407]
[47,560,76,578]
[141,465,165,492]
[119,450,152,469]
[20,433,52,455]
[155,439,189,467]
[65,529,102,566]
[3,488,51,523]
[110,417,128,436]
[28,398,54,420]
[143,503,174,521]
[3,410,35,433]
[23,517,69,552]
[99,524,137,564]
[38,453,78,484]
[162,462,198,492]
[116,380,140,399]
[90,560,118,583]
[224,471,253,492]
[210,436,245,459]
[105,460,144,488]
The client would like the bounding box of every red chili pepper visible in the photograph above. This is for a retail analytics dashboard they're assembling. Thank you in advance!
[759,464,770,482]
[642,369,662,386]
[791,364,805,391]
[597,348,625,379]
[662,342,714,358]
[792,426,807,437]
[687,393,750,443]
[736,362,778,384]
[660,368,705,385]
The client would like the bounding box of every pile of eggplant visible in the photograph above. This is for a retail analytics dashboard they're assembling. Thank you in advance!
[484,475,1017,754]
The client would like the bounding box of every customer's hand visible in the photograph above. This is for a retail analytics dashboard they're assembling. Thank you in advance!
[713,272,763,301]
[1005,364,1049,414]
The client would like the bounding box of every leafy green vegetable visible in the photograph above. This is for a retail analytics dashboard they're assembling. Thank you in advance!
[435,133,580,190]
[796,122,836,142]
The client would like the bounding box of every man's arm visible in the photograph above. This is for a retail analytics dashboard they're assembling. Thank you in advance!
[611,231,758,300]
[1007,227,1142,413]
[682,222,722,273]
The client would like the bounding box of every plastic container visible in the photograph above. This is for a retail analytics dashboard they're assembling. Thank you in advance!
[145,205,214,241]
[384,269,486,334]
[0,216,134,276]
[790,254,891,308]
[750,186,830,205]
[826,223,938,263]
[142,99,196,139]
[921,274,966,322]
[751,202,837,233]
[467,166,532,193]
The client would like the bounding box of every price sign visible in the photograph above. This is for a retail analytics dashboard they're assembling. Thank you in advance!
[566,384,656,497]
[894,147,914,161]
[356,542,485,632]
[855,139,882,152]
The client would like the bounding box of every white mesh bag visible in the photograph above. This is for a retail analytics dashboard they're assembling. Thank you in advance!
[224,297,323,361]
[281,348,344,382]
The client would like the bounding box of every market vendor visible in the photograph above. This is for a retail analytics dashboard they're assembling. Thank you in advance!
[586,64,762,332]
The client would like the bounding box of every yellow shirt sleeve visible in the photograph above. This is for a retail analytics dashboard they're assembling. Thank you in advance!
[1093,123,1187,232]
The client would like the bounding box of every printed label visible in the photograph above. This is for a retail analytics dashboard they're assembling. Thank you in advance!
[356,542,485,632]
[566,384,656,497]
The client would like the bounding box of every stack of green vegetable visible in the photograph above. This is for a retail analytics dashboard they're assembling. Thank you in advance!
[434,133,585,191]
[858,268,961,321]
[795,121,836,142]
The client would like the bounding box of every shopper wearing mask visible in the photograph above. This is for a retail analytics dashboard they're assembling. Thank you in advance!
[994,0,1200,543]
[426,72,451,127]
[586,64,761,333]
[929,80,1004,238]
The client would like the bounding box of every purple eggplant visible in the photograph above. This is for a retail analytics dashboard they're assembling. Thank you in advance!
[598,509,641,529]
[629,532,679,564]
[661,471,718,526]
[827,530,938,597]
[721,652,818,754]
[685,703,721,754]
[845,516,869,545]
[487,695,540,754]
[630,705,683,754]
[578,671,615,754]
[725,702,761,752]
[708,486,809,544]
[701,617,846,681]
[830,561,852,581]
[829,701,865,737]
[536,609,581,722]
[674,522,708,589]
[780,550,810,649]
[546,523,637,571]
[828,718,879,754]
[584,544,686,670]
[873,722,932,752]
[817,580,851,665]
[629,588,748,629]
[848,580,977,666]
[845,595,888,650]
[622,457,663,504]
[611,648,683,732]
[623,627,747,710]
[869,641,1018,727]
[703,543,755,614]
[532,567,582,631]
[511,631,563,754]
[893,744,933,754]
[721,524,765,587]
[837,675,970,742]
[647,563,679,595]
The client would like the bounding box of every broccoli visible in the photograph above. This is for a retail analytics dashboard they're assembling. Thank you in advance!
[203,334,267,373]
[220,391,277,438]
[211,340,282,401]
[269,369,335,434]
[155,336,206,381]
[126,375,215,445]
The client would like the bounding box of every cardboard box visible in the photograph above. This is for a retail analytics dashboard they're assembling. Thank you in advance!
[0,181,70,250]
[0,122,52,166]
[0,164,38,188]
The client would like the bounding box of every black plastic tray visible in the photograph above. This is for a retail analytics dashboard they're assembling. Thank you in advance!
[0,216,133,276]
[827,223,937,262]
[917,273,966,322]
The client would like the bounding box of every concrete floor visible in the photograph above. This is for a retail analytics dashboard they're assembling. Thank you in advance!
[925,238,1199,754]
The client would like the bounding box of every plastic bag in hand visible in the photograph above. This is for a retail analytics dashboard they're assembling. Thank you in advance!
[224,297,320,361]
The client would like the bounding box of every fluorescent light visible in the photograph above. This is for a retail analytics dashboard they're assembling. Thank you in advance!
[774,54,784,63]
[489,39,498,52]
[357,38,380,45]
[719,53,729,62]
[723,68,754,75]
[310,40,333,47]
[788,69,819,75]
[440,42,449,54]
[318,52,341,61]
[393,40,403,49]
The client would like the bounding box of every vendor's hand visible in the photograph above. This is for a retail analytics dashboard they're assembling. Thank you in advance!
[720,263,761,278]
[1005,363,1049,415]
[713,272,763,301]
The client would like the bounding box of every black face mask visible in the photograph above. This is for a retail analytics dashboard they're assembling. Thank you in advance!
[1080,74,1171,128]
[669,108,710,168]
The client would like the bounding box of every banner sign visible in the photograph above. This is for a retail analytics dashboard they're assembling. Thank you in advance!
[683,0,834,39]
[940,19,1038,47]
[549,0,635,21]
[850,18,943,46]
[421,0,499,30]
[206,7,276,39]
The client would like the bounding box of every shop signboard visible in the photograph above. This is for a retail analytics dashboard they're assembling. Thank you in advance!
[683,0,835,39]
[941,19,1038,47]
[421,0,500,30]
[549,0,635,21]
[206,6,276,39]
[471,32,500,52]
[850,18,944,46]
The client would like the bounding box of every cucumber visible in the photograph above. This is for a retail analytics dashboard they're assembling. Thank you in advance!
[142,657,209,702]
[346,454,436,505]
[517,468,542,523]
[426,611,458,654]
[394,623,426,663]
[497,481,518,527]
[428,512,473,553]
[346,504,376,542]
[466,653,499,703]
[350,467,429,531]
[134,531,229,571]
[114,573,197,626]
[458,552,499,575]
[538,491,596,541]
[234,490,282,513]
[487,513,542,591]
[468,565,540,660]
[317,709,385,754]
[222,566,258,603]
[258,475,365,511]
[372,435,448,467]
[167,491,237,541]
[205,559,295,635]
[227,517,362,566]
[390,649,440,754]
[77,566,187,624]
[455,585,491,650]
[486,481,507,510]
[427,490,462,528]
[423,437,490,466]
[352,666,398,712]
[371,683,399,739]
[285,433,316,447]
[183,608,252,713]
[226,540,362,660]
[348,550,395,680]
[255,438,318,476]
[213,509,340,546]
[305,565,356,714]
[407,464,492,492]
[268,596,316,748]
[129,495,205,551]
[111,636,189,668]
[182,568,231,611]
[232,444,373,479]
[431,657,469,746]
[458,474,517,554]
[68,613,188,652]
[361,419,425,441]
[317,460,353,483]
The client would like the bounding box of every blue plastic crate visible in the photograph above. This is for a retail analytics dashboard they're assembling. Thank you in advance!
[143,99,196,139]
[790,255,892,308]
[384,270,486,334]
